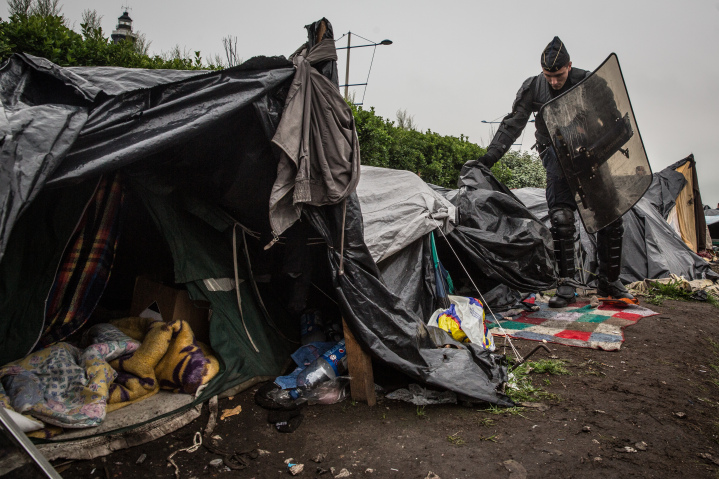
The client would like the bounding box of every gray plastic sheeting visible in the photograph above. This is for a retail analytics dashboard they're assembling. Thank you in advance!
[356,166,456,263]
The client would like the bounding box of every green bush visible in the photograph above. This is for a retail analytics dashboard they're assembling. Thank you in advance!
[0,11,218,70]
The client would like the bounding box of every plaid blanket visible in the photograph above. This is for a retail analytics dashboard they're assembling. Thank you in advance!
[40,174,124,348]
[488,300,657,351]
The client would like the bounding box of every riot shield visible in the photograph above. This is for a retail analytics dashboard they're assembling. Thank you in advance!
[540,53,652,234]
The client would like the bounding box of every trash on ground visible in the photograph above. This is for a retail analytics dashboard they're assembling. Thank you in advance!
[386,383,457,406]
[288,463,304,475]
[616,446,637,453]
[427,295,495,350]
[220,405,242,420]
[136,454,146,464]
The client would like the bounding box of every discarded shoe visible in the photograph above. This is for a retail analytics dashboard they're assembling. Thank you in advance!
[549,284,577,308]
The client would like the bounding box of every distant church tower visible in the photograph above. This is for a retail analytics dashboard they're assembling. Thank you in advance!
[111,9,137,44]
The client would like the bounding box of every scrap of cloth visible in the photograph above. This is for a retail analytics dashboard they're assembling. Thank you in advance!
[487,301,658,351]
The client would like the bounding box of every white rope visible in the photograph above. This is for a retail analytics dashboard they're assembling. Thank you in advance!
[167,431,203,479]
[431,219,522,361]
[233,224,260,353]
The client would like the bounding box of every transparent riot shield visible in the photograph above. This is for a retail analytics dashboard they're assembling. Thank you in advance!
[539,53,652,234]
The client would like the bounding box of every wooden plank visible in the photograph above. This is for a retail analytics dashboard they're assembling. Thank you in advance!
[342,318,376,406]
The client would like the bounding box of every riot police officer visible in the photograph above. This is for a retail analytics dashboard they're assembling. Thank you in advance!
[468,37,636,308]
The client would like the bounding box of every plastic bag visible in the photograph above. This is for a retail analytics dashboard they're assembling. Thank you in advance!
[428,295,495,351]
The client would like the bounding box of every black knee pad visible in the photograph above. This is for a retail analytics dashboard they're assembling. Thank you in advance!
[549,207,576,239]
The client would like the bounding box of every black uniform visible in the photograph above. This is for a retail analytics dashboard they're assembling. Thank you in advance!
[473,37,635,304]
[484,67,589,210]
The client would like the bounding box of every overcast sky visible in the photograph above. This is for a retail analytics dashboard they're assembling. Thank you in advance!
[4,0,718,207]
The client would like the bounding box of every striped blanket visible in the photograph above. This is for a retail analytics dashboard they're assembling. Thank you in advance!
[40,174,124,349]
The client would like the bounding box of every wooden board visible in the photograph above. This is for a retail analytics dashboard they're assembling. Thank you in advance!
[342,318,376,406]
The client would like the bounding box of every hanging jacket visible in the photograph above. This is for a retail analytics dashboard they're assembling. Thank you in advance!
[269,39,361,241]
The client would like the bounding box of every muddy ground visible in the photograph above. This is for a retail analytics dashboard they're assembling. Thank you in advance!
[28,298,719,478]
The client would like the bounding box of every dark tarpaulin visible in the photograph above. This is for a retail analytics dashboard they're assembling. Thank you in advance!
[0,53,295,262]
[430,163,555,307]
[376,235,438,322]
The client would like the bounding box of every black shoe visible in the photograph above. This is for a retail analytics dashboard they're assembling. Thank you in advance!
[597,277,634,300]
[549,284,577,308]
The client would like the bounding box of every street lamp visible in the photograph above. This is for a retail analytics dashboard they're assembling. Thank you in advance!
[337,32,393,102]
[481,119,535,147]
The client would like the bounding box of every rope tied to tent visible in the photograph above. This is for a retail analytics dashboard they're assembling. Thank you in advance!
[240,228,300,345]
[430,218,522,362]
[233,224,260,353]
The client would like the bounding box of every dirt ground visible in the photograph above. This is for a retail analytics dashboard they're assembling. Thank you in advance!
[27,297,719,478]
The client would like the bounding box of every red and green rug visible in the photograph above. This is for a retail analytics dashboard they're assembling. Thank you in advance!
[487,301,658,351]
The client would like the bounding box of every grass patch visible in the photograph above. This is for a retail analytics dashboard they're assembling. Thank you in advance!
[642,280,718,307]
[477,418,495,427]
[504,358,570,403]
[479,405,528,417]
[416,405,428,419]
[479,433,498,442]
[447,433,465,446]
[527,359,571,375]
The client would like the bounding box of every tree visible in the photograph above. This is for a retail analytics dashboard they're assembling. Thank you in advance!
[80,8,101,33]
[222,35,241,68]
[396,108,417,131]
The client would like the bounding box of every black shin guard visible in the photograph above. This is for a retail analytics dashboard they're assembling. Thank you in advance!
[597,217,624,283]
[549,207,576,279]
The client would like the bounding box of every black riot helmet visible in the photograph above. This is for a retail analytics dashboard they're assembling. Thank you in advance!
[541,36,570,72]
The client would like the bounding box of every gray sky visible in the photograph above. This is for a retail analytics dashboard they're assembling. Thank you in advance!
[4,0,718,207]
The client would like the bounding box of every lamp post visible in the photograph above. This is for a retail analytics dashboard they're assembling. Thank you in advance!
[481,119,535,148]
[337,32,392,101]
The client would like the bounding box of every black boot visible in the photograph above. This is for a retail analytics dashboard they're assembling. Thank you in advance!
[549,283,577,308]
[549,207,578,309]
[596,217,637,304]
[597,276,636,302]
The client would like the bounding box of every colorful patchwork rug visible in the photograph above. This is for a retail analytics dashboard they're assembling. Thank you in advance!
[487,301,658,351]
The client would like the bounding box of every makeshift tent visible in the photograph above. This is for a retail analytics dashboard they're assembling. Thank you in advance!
[513,158,718,284]
[0,19,514,464]
[357,165,556,317]
[646,155,711,254]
